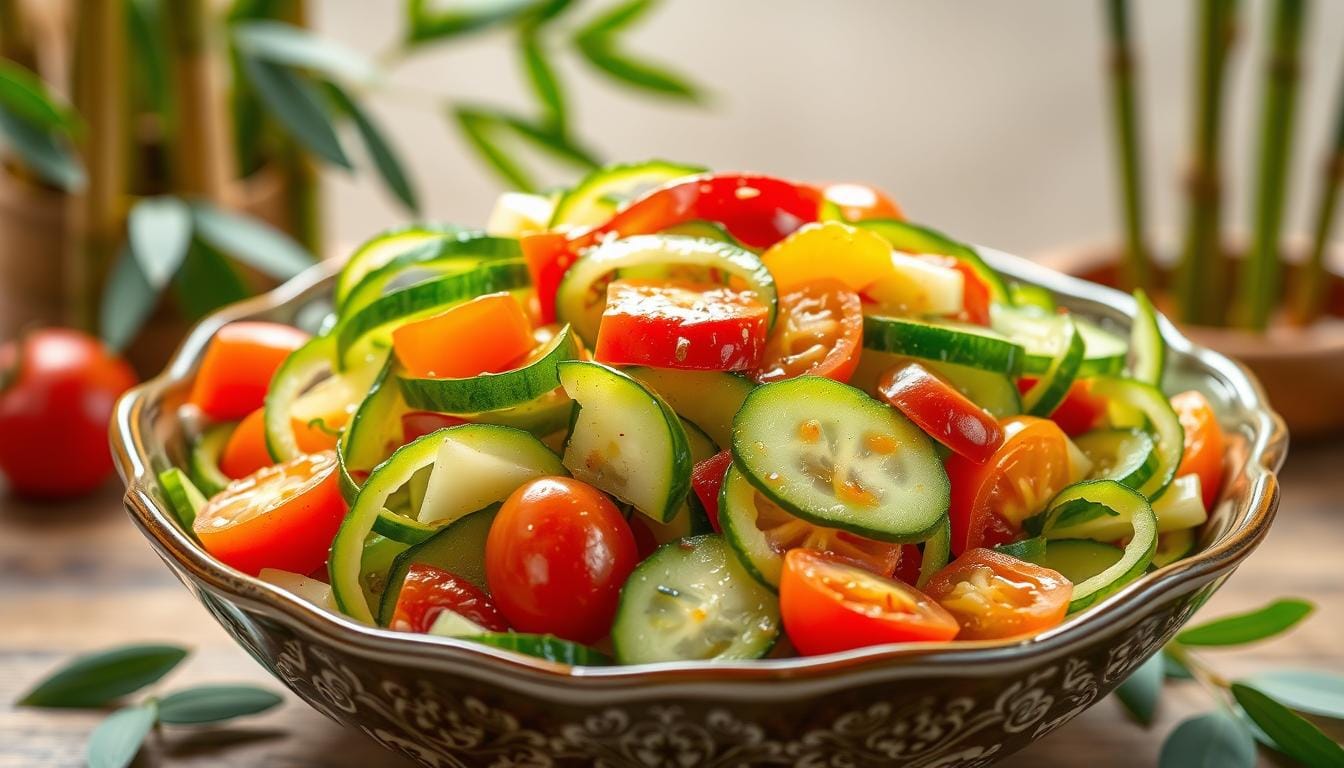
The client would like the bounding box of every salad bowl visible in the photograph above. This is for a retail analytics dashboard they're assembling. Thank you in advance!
[111,246,1287,768]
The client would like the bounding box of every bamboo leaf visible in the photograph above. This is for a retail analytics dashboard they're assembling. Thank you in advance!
[1242,669,1344,720]
[325,83,420,214]
[452,107,537,192]
[0,60,77,133]
[529,0,575,24]
[574,38,700,101]
[1176,599,1314,646]
[87,702,158,768]
[129,197,194,289]
[1163,649,1194,680]
[496,112,599,168]
[1158,711,1256,768]
[521,31,567,131]
[157,684,283,725]
[573,0,655,43]
[232,20,378,86]
[173,243,251,320]
[240,55,350,169]
[1232,683,1344,767]
[17,645,188,708]
[0,104,86,191]
[191,203,314,280]
[99,247,160,353]
[1114,653,1164,725]
[406,0,546,45]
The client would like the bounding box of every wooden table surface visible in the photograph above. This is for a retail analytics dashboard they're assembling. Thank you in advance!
[3,441,1341,768]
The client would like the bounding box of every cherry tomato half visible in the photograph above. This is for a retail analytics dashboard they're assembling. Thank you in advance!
[780,548,960,655]
[822,182,905,222]
[753,279,863,384]
[878,361,1003,463]
[194,450,347,576]
[1171,390,1225,509]
[388,563,510,634]
[593,279,768,371]
[485,476,638,643]
[922,548,1072,640]
[690,450,734,533]
[189,322,310,421]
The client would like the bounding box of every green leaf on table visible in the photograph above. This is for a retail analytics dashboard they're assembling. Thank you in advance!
[99,246,161,353]
[87,702,158,768]
[157,684,283,725]
[17,644,188,708]
[240,55,350,169]
[173,243,250,321]
[1114,653,1164,725]
[1242,669,1344,720]
[573,38,700,101]
[0,60,78,133]
[1158,710,1256,768]
[191,203,314,280]
[520,31,567,131]
[452,107,537,192]
[1162,648,1194,680]
[0,104,86,191]
[405,0,544,44]
[573,0,656,41]
[324,83,420,214]
[129,197,193,289]
[1176,598,1314,647]
[233,20,378,86]
[1232,683,1344,768]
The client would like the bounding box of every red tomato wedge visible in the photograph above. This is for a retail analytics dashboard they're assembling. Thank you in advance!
[401,411,469,445]
[753,279,863,384]
[194,450,347,576]
[1171,390,1226,509]
[220,408,272,480]
[780,548,960,655]
[691,450,734,533]
[189,322,310,421]
[945,416,1078,555]
[894,544,923,586]
[822,182,905,222]
[388,563,509,634]
[1017,378,1108,436]
[877,361,1003,463]
[521,232,575,325]
[922,549,1072,640]
[593,279,768,371]
[392,292,534,379]
[949,260,993,326]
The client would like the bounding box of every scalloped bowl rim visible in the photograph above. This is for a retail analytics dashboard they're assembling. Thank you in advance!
[111,246,1288,694]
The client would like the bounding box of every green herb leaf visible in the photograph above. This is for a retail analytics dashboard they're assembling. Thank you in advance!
[405,0,544,44]
[452,107,537,192]
[87,702,158,768]
[1114,653,1164,725]
[129,197,194,289]
[1158,711,1256,768]
[573,38,700,101]
[1232,683,1344,767]
[0,104,86,191]
[191,203,313,280]
[325,83,420,214]
[1176,598,1314,647]
[0,60,77,133]
[240,55,350,169]
[1242,669,1344,720]
[233,20,378,86]
[17,645,188,708]
[157,684,283,725]
[521,32,567,131]
[99,246,161,353]
[172,242,250,321]
[1162,648,1194,680]
[573,0,655,42]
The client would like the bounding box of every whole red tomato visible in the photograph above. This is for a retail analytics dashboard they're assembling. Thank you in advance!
[0,328,138,498]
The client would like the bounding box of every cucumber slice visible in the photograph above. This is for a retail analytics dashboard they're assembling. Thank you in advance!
[264,336,335,462]
[862,315,1023,375]
[359,534,411,619]
[1089,376,1184,499]
[1073,428,1159,491]
[158,468,207,534]
[1008,282,1056,312]
[1150,474,1208,532]
[638,418,717,545]
[335,223,469,308]
[462,633,610,666]
[851,352,1021,419]
[556,235,776,345]
[559,361,691,523]
[463,387,575,437]
[851,218,1011,304]
[550,160,705,229]
[1151,528,1198,569]
[338,357,406,502]
[398,325,580,413]
[427,610,489,637]
[658,219,741,246]
[917,516,952,588]
[416,426,566,526]
[612,534,780,664]
[732,377,949,543]
[1021,314,1084,417]
[1031,539,1125,584]
[340,235,522,318]
[1129,289,1165,387]
[991,305,1128,377]
[188,423,233,498]
[623,367,755,447]
[376,504,499,626]
[1033,480,1158,612]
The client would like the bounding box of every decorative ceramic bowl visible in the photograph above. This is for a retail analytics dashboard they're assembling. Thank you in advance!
[110,248,1287,768]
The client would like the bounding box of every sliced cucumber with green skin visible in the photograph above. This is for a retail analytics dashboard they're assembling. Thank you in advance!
[1073,428,1159,491]
[331,425,563,623]
[338,357,407,502]
[376,504,499,626]
[917,516,952,589]
[360,534,411,620]
[612,534,780,664]
[658,219,741,247]
[555,235,777,345]
[732,377,949,543]
[1089,376,1184,499]
[559,361,690,523]
[1151,528,1198,569]
[991,305,1129,377]
[719,465,788,588]
[416,426,566,526]
[463,387,574,437]
[623,367,755,447]
[264,336,335,462]
[850,352,1021,419]
[639,418,717,545]
[549,160,705,229]
[1008,282,1056,312]
[1021,314,1084,417]
[862,315,1023,375]
[1030,539,1125,584]
[1150,474,1208,532]
[398,325,579,413]
[852,218,1011,304]
[340,236,522,319]
[159,468,207,534]
[1129,289,1165,387]
[188,423,234,498]
[334,260,531,367]
[461,633,610,666]
[334,223,470,308]
[1033,480,1158,612]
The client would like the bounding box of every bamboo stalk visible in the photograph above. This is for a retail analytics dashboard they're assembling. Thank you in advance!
[1235,0,1306,331]
[1102,0,1152,291]
[161,0,233,200]
[1291,57,1344,325]
[0,0,35,69]
[68,0,128,331]
[1175,0,1239,326]
[277,0,321,256]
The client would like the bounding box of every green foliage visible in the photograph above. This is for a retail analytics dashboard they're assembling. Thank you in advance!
[1114,652,1163,725]
[16,644,188,708]
[0,61,84,190]
[1242,669,1344,720]
[1232,683,1344,768]
[1158,711,1256,768]
[87,703,159,768]
[1175,598,1313,646]
[157,684,284,724]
